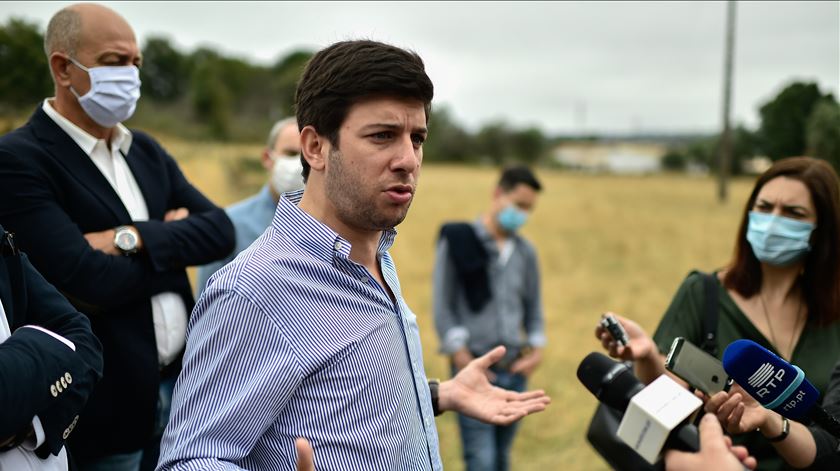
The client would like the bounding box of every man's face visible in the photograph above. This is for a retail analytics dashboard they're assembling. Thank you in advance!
[493,183,539,215]
[66,8,142,96]
[269,124,302,161]
[324,97,427,231]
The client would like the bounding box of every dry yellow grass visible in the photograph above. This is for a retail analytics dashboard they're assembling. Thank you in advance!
[166,136,755,470]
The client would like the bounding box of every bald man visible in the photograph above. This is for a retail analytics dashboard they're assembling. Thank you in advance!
[0,4,234,470]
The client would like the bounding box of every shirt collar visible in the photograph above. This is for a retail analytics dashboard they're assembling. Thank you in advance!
[42,99,133,157]
[273,189,397,264]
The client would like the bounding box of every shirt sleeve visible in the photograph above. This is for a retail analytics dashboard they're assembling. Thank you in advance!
[652,272,707,356]
[810,360,840,469]
[521,242,546,348]
[432,238,469,354]
[157,288,304,470]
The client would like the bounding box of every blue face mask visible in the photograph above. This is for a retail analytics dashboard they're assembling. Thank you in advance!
[497,205,528,233]
[746,211,815,266]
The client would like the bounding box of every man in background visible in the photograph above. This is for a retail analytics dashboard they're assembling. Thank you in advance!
[433,164,546,471]
[195,117,303,294]
[0,4,234,470]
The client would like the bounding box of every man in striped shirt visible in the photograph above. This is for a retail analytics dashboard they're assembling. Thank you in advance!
[158,40,549,471]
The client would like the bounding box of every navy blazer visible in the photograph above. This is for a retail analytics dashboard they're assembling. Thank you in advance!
[0,106,235,460]
[0,228,103,458]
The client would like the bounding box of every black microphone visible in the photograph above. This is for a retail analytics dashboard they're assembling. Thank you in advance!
[723,339,840,439]
[577,352,699,457]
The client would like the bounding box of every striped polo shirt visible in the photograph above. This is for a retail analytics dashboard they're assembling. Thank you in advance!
[158,190,442,470]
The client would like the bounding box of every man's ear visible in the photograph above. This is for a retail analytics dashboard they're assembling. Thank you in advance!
[300,125,328,172]
[261,148,274,171]
[49,53,72,88]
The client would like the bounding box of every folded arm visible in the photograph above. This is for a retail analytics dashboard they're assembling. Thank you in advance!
[0,253,103,455]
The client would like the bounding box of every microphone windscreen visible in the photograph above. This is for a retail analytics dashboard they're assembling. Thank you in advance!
[577,352,643,411]
[722,339,818,418]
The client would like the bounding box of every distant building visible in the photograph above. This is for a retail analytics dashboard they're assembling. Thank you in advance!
[552,141,667,174]
[741,156,772,175]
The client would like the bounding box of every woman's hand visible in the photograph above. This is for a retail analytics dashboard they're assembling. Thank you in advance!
[595,312,657,363]
[704,383,770,435]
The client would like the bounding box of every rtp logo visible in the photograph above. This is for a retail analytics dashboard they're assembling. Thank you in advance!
[747,362,785,399]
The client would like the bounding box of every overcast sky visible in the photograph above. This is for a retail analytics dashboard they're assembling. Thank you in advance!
[2,1,837,135]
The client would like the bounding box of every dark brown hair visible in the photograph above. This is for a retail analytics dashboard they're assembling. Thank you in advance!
[724,157,840,325]
[498,165,542,192]
[294,40,434,181]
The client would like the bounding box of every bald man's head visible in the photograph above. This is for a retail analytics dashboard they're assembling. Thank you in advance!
[44,7,81,57]
[44,3,135,59]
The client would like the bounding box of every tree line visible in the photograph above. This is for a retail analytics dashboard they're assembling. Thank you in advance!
[661,82,840,174]
[0,17,837,170]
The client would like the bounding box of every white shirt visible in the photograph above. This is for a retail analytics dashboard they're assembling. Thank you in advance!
[0,300,69,471]
[41,100,187,367]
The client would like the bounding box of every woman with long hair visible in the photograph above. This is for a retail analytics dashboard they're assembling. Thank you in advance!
[597,157,840,470]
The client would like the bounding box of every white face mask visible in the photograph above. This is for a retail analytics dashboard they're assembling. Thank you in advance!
[69,57,141,128]
[270,153,305,194]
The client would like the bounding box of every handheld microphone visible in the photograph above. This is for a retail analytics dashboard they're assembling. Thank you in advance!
[578,352,700,462]
[722,339,840,438]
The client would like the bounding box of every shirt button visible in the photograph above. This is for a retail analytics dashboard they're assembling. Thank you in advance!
[334,241,342,251]
[65,372,73,384]
[360,277,369,284]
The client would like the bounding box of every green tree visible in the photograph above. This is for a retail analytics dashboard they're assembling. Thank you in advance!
[730,125,759,175]
[806,98,840,171]
[424,105,473,162]
[190,48,231,139]
[140,36,188,102]
[476,121,511,164]
[758,82,830,160]
[686,138,716,168]
[661,149,687,171]
[271,50,313,119]
[0,18,52,111]
[510,127,546,165]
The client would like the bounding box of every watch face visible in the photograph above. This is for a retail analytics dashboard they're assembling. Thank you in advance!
[116,230,136,251]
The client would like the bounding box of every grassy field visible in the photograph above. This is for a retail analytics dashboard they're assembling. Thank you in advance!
[165,134,755,470]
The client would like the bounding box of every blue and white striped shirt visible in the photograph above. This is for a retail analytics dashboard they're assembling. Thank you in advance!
[157,190,442,471]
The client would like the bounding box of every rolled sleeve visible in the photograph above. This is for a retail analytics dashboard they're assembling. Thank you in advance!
[442,326,470,354]
[433,238,467,354]
[522,243,546,348]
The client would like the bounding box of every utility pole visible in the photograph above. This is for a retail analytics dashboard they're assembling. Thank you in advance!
[718,0,737,202]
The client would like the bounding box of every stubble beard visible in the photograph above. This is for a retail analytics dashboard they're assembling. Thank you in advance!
[325,147,411,231]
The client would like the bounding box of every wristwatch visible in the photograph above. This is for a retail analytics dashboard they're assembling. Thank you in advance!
[113,225,139,255]
[765,416,790,442]
[428,378,442,416]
